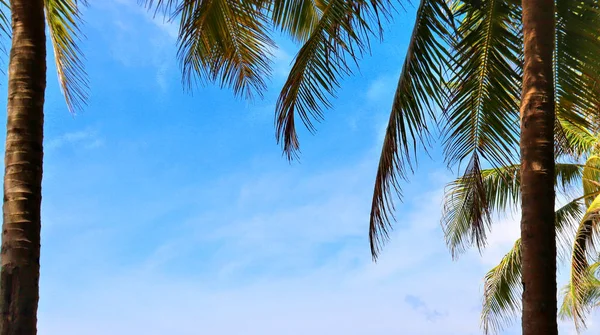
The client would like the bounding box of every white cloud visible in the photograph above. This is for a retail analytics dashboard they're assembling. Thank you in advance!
[271,46,294,79]
[37,140,599,335]
[46,128,104,150]
[366,73,399,102]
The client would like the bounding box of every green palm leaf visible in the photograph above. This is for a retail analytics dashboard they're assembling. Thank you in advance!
[563,188,600,331]
[368,0,453,259]
[45,0,89,113]
[560,262,600,330]
[275,0,392,160]
[481,238,521,334]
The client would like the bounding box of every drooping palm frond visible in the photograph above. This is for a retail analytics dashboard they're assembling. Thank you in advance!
[0,0,8,38]
[438,0,522,256]
[0,0,9,72]
[368,0,453,259]
[45,0,89,113]
[144,0,275,99]
[442,162,582,257]
[275,0,393,160]
[443,0,521,168]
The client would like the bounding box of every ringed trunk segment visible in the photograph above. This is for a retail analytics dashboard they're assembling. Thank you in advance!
[519,0,558,333]
[0,0,47,334]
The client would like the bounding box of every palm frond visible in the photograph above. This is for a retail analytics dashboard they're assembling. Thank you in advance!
[270,0,324,42]
[435,0,522,258]
[368,0,453,259]
[45,0,89,113]
[555,0,600,147]
[442,0,521,169]
[275,0,393,160]
[583,155,600,206]
[555,98,597,160]
[481,238,521,334]
[146,0,275,99]
[0,0,9,73]
[561,260,600,331]
[442,163,581,257]
[556,198,586,260]
[480,200,586,334]
[0,0,8,38]
[565,193,600,330]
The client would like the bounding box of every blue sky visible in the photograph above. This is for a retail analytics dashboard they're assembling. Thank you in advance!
[2,0,597,334]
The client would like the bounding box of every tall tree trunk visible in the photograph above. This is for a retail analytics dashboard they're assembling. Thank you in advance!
[520,0,557,333]
[0,0,46,334]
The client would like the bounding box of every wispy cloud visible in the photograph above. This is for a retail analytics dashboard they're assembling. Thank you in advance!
[46,128,103,150]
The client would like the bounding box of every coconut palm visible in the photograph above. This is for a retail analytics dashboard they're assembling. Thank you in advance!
[442,124,600,333]
[274,0,599,332]
[0,0,88,333]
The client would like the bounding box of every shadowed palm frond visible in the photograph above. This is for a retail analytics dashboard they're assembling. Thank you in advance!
[368,0,453,259]
[45,0,89,113]
[555,0,600,147]
[555,98,597,161]
[0,0,8,71]
[275,0,393,161]
[144,0,275,99]
[0,0,8,38]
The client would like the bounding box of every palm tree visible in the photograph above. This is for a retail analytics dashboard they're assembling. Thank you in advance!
[442,123,600,333]
[0,0,88,333]
[144,0,600,332]
[272,0,600,332]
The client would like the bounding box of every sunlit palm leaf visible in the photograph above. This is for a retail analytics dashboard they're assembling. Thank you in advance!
[368,0,453,259]
[45,0,89,113]
[560,262,600,330]
[275,0,392,160]
[565,190,600,330]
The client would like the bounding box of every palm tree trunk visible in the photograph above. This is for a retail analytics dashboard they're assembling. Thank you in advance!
[520,0,557,333]
[0,0,46,334]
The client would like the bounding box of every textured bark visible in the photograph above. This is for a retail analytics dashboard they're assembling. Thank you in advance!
[0,0,46,334]
[520,0,557,333]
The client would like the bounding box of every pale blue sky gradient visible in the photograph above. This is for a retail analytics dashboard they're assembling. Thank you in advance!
[1,0,597,334]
